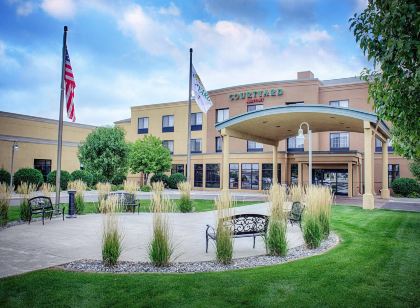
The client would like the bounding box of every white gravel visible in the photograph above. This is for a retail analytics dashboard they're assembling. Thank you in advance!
[60,233,339,273]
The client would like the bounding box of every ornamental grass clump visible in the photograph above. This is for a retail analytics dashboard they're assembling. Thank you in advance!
[288,185,305,203]
[302,185,333,248]
[0,183,11,227]
[17,182,36,222]
[215,190,234,264]
[68,180,87,214]
[177,181,193,213]
[96,182,111,213]
[266,184,288,256]
[123,180,138,194]
[40,183,55,197]
[149,182,174,267]
[101,195,123,266]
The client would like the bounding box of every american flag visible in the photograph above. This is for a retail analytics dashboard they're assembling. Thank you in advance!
[64,47,76,122]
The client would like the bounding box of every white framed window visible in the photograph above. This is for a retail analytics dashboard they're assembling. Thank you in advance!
[162,115,174,132]
[287,136,304,151]
[191,138,202,153]
[247,141,263,152]
[162,140,174,154]
[138,117,149,134]
[330,132,349,150]
[216,108,229,123]
[191,112,203,125]
[215,136,222,152]
[329,100,349,108]
[247,104,264,112]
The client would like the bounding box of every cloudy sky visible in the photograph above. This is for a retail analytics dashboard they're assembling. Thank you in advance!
[0,0,369,125]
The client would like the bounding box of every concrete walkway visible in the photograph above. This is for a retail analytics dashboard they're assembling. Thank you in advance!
[0,203,304,278]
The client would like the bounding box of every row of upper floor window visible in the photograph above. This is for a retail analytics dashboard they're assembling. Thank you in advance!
[137,100,350,134]
[162,134,393,155]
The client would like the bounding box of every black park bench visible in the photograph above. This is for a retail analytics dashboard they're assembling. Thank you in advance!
[107,192,140,213]
[205,214,269,253]
[28,196,65,225]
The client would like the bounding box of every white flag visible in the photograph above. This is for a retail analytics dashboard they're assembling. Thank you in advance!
[191,65,213,113]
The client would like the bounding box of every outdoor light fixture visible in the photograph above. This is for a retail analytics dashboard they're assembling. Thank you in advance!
[10,141,19,188]
[297,122,312,185]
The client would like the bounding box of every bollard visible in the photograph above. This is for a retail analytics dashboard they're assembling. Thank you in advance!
[67,190,77,218]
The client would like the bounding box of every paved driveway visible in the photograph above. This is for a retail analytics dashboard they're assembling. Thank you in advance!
[0,203,304,278]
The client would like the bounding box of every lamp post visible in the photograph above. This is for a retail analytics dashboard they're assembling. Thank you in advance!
[298,122,312,186]
[10,141,19,188]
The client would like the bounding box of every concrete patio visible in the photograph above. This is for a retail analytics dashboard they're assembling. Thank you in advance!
[0,202,304,278]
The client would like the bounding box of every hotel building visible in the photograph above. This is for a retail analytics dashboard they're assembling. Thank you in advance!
[0,71,412,198]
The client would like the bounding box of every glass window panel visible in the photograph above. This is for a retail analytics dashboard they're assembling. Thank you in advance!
[241,163,259,190]
[229,163,239,189]
[194,164,203,187]
[206,164,220,188]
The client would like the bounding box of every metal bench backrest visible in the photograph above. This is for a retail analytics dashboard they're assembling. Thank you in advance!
[290,202,305,220]
[28,196,53,211]
[108,192,135,205]
[223,214,269,235]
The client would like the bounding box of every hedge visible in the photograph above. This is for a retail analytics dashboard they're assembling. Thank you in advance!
[13,168,44,188]
[391,177,420,197]
[168,173,186,189]
[47,170,71,190]
[71,170,93,186]
[0,168,11,185]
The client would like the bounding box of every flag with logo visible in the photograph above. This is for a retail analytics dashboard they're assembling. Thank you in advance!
[191,65,213,113]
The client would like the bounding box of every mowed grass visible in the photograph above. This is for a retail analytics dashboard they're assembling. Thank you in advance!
[7,199,263,221]
[0,206,419,307]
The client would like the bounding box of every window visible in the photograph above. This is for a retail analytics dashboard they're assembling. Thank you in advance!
[191,112,203,131]
[261,164,281,190]
[171,164,184,175]
[162,140,174,154]
[375,138,394,152]
[216,108,229,123]
[247,104,264,112]
[138,117,149,134]
[215,136,222,152]
[206,164,220,188]
[190,138,202,153]
[247,141,263,152]
[229,163,239,189]
[330,132,349,151]
[162,115,174,132]
[194,164,203,187]
[329,100,349,108]
[34,159,51,181]
[286,101,304,105]
[291,164,298,185]
[241,163,259,190]
[287,136,304,152]
[388,164,400,187]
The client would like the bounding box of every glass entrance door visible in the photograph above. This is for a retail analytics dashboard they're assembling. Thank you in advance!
[313,169,348,195]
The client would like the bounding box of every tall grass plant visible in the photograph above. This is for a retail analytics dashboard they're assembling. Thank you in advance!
[177,181,193,212]
[215,190,234,264]
[102,195,122,266]
[266,184,288,256]
[17,182,36,221]
[0,183,11,226]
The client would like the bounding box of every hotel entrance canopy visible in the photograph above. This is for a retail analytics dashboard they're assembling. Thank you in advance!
[215,104,390,145]
[215,104,391,210]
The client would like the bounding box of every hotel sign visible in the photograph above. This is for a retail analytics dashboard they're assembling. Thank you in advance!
[229,88,283,102]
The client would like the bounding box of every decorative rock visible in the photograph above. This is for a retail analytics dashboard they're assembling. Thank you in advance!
[60,233,339,274]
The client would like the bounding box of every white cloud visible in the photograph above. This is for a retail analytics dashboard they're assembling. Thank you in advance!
[16,1,35,16]
[158,2,180,16]
[41,0,76,19]
[289,27,332,45]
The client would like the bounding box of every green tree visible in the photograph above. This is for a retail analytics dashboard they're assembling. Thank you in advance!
[410,159,420,182]
[78,127,129,183]
[350,0,420,159]
[129,135,171,183]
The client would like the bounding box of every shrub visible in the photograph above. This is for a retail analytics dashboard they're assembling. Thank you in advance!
[111,184,124,191]
[68,180,87,214]
[0,168,11,185]
[140,185,152,192]
[47,170,71,191]
[13,168,44,188]
[177,181,192,213]
[111,173,127,185]
[91,173,106,187]
[266,184,287,256]
[0,183,11,227]
[168,173,186,189]
[391,178,420,197]
[102,196,122,266]
[148,183,174,266]
[215,191,234,264]
[150,173,169,187]
[17,182,36,222]
[409,159,420,182]
[71,170,93,187]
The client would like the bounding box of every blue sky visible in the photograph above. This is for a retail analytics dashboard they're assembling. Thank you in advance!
[0,0,369,125]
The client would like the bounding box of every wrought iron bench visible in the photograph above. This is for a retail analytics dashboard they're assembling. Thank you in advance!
[28,196,65,225]
[107,192,139,213]
[287,202,305,228]
[205,214,269,253]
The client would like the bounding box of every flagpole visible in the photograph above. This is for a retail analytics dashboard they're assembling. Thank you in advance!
[55,26,68,207]
[186,48,193,183]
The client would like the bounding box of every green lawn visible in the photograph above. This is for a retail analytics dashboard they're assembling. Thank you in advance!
[7,199,262,222]
[1,206,419,307]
